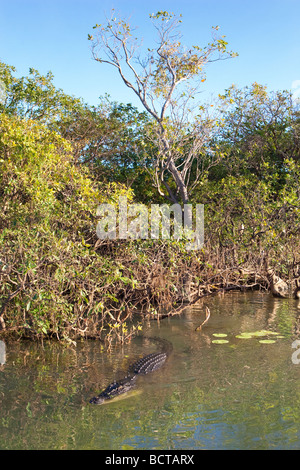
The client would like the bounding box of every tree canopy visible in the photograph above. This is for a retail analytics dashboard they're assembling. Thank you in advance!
[89,10,238,203]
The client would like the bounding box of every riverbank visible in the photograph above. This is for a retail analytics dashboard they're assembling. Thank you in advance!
[1,228,299,346]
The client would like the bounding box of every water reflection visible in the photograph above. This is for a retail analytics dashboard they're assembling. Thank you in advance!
[0,292,300,449]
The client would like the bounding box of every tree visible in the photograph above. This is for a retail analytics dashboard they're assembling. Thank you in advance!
[0,61,82,125]
[215,83,300,185]
[59,98,153,196]
[89,10,237,203]
[0,62,150,198]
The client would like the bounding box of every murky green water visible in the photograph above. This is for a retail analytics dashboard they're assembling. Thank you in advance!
[1,292,300,450]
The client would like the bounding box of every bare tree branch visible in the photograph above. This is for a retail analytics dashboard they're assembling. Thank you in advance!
[89,10,237,203]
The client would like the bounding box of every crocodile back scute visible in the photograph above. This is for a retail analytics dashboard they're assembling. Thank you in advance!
[130,352,167,375]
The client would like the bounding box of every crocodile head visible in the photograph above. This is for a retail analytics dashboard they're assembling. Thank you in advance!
[89,375,137,405]
[89,395,106,405]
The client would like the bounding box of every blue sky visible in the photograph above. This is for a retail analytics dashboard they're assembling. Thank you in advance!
[1,0,300,109]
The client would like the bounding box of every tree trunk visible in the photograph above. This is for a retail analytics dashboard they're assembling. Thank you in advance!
[168,158,189,204]
[160,131,189,204]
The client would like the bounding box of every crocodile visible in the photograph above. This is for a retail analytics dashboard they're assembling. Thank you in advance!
[89,336,172,405]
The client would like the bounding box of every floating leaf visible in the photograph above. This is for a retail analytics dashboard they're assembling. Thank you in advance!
[236,330,280,339]
[212,339,229,344]
[259,339,276,344]
[250,330,279,337]
[212,333,228,338]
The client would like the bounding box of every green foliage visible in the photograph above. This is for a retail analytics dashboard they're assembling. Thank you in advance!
[0,62,157,203]
[214,82,300,187]
[0,112,137,342]
[0,58,299,345]
[0,113,102,228]
[0,61,83,124]
[194,168,300,273]
[61,99,154,202]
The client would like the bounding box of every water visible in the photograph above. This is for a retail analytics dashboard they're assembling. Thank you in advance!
[1,291,300,450]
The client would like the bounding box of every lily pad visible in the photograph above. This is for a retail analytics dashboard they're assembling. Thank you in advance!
[235,333,253,339]
[247,330,269,337]
[250,330,279,337]
[212,333,228,338]
[259,339,276,344]
[212,339,229,344]
[236,330,280,339]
